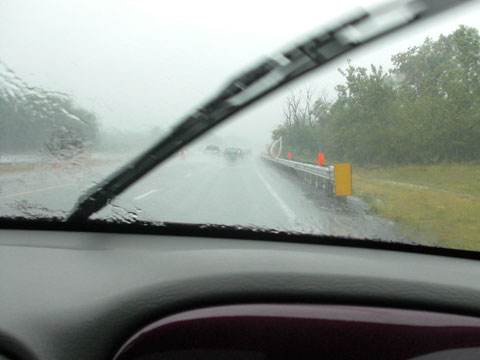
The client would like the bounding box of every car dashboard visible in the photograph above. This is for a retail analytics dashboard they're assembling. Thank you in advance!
[2,227,480,360]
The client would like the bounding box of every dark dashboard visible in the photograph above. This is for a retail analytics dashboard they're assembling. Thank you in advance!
[2,228,480,359]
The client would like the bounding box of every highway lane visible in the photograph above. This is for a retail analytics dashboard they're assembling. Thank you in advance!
[101,154,405,240]
[0,154,407,242]
[110,155,301,230]
[0,161,120,217]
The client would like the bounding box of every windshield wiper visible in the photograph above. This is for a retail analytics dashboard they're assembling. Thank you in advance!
[67,0,472,222]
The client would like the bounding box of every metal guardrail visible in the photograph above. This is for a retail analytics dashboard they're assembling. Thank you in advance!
[272,157,334,181]
[262,155,336,194]
[264,156,333,181]
[263,137,352,196]
[262,155,352,196]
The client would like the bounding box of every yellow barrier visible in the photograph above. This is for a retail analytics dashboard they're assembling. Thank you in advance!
[334,163,352,196]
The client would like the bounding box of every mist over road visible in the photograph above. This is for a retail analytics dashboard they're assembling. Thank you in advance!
[0,153,404,242]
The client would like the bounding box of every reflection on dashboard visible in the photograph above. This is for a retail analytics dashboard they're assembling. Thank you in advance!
[113,304,480,360]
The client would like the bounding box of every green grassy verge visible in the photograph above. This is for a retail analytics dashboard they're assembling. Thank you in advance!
[353,164,480,251]
[0,164,35,175]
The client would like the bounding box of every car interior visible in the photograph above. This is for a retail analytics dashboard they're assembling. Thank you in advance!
[1,0,480,359]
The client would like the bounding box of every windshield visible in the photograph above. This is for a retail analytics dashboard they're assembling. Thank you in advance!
[1,0,479,251]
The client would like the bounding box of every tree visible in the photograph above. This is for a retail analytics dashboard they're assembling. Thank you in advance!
[282,87,318,128]
[327,62,399,164]
[273,25,480,165]
[0,61,99,157]
[391,25,480,162]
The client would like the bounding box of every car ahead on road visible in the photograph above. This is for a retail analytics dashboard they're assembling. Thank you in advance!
[1,1,480,360]
[203,145,221,156]
[223,147,243,162]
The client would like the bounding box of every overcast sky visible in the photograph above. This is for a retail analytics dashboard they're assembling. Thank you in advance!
[1,0,479,150]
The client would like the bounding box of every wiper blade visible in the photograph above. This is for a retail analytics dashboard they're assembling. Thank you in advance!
[67,0,472,222]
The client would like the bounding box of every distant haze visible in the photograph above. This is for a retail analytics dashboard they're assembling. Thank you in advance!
[1,0,479,151]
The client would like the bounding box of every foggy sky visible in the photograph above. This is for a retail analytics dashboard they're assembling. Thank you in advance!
[1,0,479,151]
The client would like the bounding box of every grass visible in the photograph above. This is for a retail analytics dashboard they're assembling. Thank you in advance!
[277,154,479,249]
[0,164,35,175]
[353,164,480,251]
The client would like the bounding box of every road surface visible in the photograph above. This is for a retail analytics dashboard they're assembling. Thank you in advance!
[0,154,406,241]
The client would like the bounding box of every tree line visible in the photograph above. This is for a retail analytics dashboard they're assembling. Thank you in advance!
[272,25,480,165]
[0,61,98,159]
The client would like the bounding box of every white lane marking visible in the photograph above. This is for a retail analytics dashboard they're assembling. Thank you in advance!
[255,169,296,223]
[0,183,74,200]
[134,189,158,200]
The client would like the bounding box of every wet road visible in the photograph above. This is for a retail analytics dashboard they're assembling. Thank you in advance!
[0,154,404,241]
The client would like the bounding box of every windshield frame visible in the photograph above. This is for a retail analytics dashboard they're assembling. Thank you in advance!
[3,216,480,261]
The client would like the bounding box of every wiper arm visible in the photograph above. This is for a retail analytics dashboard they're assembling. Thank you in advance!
[67,0,471,222]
